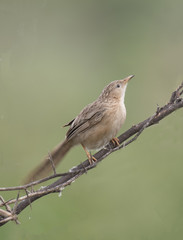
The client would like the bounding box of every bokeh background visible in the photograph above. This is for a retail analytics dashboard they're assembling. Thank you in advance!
[0,0,183,239]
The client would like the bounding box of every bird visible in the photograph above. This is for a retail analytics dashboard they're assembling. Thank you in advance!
[25,75,134,183]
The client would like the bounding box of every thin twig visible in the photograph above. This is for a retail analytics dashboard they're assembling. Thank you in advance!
[0,171,82,191]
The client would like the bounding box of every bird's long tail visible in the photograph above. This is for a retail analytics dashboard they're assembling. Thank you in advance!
[24,140,73,184]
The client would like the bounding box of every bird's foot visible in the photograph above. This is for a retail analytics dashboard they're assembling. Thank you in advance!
[88,153,97,165]
[111,137,120,146]
[81,144,97,165]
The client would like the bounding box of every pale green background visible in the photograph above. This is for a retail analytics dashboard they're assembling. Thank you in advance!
[0,0,183,239]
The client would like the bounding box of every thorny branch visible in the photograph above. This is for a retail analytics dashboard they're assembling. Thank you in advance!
[0,82,183,226]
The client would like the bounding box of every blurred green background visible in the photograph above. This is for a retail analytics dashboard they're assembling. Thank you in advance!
[0,0,183,239]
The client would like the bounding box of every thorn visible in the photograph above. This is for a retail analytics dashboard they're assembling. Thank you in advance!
[156,104,160,114]
[24,188,32,210]
[12,191,20,214]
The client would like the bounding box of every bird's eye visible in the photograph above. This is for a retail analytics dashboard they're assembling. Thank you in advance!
[116,84,120,88]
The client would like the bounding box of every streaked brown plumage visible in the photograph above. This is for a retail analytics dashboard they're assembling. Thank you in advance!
[25,75,134,183]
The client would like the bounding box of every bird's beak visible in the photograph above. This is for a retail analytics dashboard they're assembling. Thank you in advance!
[123,75,134,84]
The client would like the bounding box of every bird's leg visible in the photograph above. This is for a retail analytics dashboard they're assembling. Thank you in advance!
[111,137,120,146]
[81,144,97,165]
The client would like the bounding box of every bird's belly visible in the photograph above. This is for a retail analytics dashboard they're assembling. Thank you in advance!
[81,105,126,150]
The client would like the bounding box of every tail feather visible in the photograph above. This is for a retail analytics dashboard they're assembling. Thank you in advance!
[24,140,72,184]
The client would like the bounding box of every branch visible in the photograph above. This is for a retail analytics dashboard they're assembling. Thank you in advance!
[0,82,183,226]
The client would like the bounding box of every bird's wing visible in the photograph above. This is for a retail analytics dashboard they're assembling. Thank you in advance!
[66,102,106,141]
